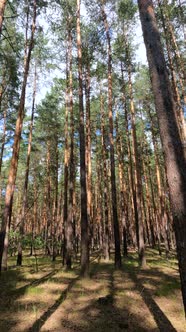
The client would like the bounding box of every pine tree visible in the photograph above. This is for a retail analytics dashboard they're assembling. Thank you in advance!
[138,0,186,315]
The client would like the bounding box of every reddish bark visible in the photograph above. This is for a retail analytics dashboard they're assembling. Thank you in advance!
[138,0,186,314]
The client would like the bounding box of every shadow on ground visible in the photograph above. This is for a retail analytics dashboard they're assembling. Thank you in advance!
[29,259,182,332]
[0,250,184,332]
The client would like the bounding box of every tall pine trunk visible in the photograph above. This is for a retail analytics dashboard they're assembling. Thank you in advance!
[85,62,93,249]
[76,0,89,277]
[17,65,36,266]
[157,0,186,143]
[62,45,69,266]
[115,112,128,257]
[66,15,74,270]
[100,85,110,261]
[0,107,6,176]
[128,63,146,267]
[101,0,121,268]
[138,0,186,314]
[148,108,169,256]
[0,0,36,271]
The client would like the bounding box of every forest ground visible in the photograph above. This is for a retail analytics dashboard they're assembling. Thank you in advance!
[0,248,185,332]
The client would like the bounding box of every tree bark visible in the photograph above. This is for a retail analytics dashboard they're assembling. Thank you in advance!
[138,0,186,314]
[76,0,89,277]
[148,108,169,256]
[0,0,36,271]
[115,112,128,257]
[157,0,186,143]
[101,0,121,268]
[66,14,74,270]
[128,63,146,268]
[100,85,110,261]
[0,107,6,176]
[17,64,36,266]
[62,45,69,266]
[85,61,93,249]
[52,138,58,261]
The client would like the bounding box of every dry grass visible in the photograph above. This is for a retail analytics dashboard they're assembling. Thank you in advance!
[0,249,185,332]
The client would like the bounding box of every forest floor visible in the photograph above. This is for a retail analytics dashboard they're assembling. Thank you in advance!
[0,248,185,332]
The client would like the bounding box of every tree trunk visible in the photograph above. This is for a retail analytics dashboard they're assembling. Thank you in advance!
[76,0,89,277]
[52,138,58,262]
[85,61,93,250]
[17,64,36,266]
[157,0,186,144]
[66,15,74,270]
[138,0,186,314]
[143,158,156,247]
[162,0,185,84]
[0,105,7,215]
[0,107,6,176]
[45,143,52,258]
[125,96,138,250]
[115,112,128,257]
[100,85,110,261]
[101,0,121,268]
[148,108,169,256]
[128,64,146,268]
[0,0,36,271]
[62,44,69,266]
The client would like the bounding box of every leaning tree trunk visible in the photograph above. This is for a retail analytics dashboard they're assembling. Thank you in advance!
[157,0,186,143]
[0,0,36,271]
[138,0,186,314]
[162,0,185,85]
[76,0,89,277]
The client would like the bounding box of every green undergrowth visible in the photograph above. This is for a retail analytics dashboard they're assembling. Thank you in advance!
[0,248,180,294]
[154,277,180,297]
[26,286,44,295]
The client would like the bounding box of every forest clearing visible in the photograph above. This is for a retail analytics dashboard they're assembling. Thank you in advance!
[0,0,186,331]
[0,248,185,332]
